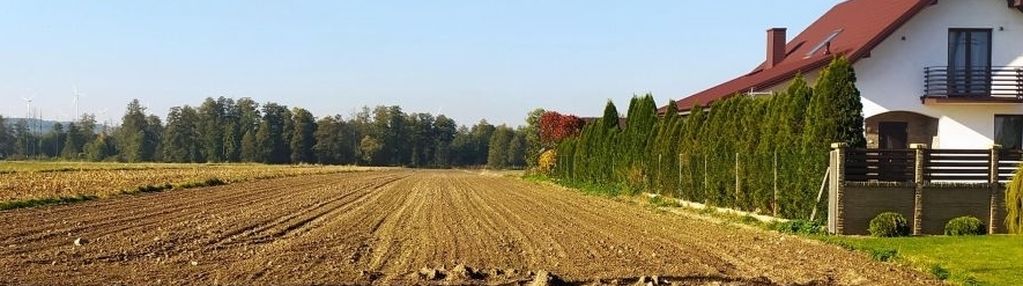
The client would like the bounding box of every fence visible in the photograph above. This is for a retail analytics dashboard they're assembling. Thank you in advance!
[828,143,1021,235]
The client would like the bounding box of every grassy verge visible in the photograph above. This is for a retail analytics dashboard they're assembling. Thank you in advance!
[0,195,99,211]
[521,174,638,198]
[1,164,365,212]
[0,178,229,211]
[523,174,1022,285]
[812,235,1023,286]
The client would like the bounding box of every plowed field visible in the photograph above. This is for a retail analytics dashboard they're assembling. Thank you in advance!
[0,170,935,285]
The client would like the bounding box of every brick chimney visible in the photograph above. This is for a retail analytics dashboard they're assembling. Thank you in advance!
[767,28,787,69]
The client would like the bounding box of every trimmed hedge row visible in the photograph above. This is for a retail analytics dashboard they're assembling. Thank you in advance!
[550,57,866,219]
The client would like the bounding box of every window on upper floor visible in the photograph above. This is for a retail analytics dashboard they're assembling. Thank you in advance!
[949,29,992,69]
[948,29,993,97]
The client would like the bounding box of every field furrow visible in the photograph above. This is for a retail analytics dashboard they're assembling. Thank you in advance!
[0,169,936,285]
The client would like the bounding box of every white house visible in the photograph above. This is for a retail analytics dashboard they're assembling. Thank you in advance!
[673,0,1023,150]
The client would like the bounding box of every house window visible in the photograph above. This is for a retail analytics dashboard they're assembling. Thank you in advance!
[948,29,992,97]
[995,115,1023,149]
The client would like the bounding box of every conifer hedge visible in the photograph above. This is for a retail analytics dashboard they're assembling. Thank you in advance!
[549,57,865,219]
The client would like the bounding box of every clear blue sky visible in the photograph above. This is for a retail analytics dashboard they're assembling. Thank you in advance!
[0,0,840,126]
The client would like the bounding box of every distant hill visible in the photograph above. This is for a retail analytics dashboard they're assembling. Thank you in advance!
[1,118,71,134]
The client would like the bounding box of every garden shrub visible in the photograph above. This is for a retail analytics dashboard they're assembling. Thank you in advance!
[869,248,898,262]
[930,264,950,280]
[1007,165,1023,234]
[944,216,985,236]
[868,212,910,237]
[538,150,557,175]
[773,219,825,235]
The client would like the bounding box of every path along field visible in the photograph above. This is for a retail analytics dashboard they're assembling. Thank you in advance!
[0,169,936,285]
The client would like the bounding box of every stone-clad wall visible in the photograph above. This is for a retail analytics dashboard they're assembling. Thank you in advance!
[839,183,915,235]
[836,182,1004,235]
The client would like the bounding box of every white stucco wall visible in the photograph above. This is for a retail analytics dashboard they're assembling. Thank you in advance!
[854,0,1023,148]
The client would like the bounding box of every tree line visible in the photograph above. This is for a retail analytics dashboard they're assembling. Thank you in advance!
[0,98,544,169]
[547,57,866,219]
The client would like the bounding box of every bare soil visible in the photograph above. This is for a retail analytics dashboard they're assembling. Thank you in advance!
[0,170,936,285]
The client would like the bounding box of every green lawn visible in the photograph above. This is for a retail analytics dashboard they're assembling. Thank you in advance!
[819,235,1023,285]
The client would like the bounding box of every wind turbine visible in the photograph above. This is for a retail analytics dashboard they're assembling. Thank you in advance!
[21,96,34,118]
[96,108,110,129]
[73,85,83,118]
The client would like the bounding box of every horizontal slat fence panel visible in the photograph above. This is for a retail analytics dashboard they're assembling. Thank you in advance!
[843,148,1021,183]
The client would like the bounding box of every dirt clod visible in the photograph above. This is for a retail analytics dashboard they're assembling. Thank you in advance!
[448,264,481,280]
[419,267,446,281]
[529,270,564,286]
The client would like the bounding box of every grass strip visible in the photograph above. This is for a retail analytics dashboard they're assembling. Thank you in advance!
[0,195,100,211]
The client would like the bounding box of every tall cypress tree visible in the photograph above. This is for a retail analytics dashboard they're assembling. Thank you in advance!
[803,57,866,149]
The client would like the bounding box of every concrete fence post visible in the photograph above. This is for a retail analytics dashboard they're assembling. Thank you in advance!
[828,143,847,234]
[989,144,1002,234]
[735,153,741,206]
[773,150,779,217]
[911,143,928,236]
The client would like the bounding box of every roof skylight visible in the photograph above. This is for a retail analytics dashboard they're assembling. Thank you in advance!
[806,29,844,58]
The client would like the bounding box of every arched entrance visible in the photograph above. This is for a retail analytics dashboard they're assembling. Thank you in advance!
[865,111,938,149]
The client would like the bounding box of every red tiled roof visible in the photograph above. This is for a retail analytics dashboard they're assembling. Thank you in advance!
[669,0,932,112]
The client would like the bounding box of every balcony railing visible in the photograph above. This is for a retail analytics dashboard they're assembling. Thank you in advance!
[923,66,1023,100]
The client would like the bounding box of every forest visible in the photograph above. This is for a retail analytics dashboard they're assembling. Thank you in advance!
[0,99,543,170]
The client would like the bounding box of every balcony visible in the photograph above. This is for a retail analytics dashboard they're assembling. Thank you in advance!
[922,66,1023,104]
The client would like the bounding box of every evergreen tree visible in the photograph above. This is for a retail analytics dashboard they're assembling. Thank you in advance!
[162,106,202,162]
[84,133,113,161]
[313,115,351,164]
[240,128,259,162]
[61,123,84,159]
[359,136,382,163]
[432,115,458,167]
[145,115,164,162]
[228,98,260,162]
[523,108,545,170]
[804,57,866,149]
[290,108,317,163]
[41,122,65,158]
[470,120,496,166]
[197,97,227,162]
[450,128,475,166]
[487,125,514,169]
[0,116,13,158]
[117,99,151,162]
[407,113,436,167]
[259,103,293,164]
[599,100,620,131]
[506,129,526,168]
[13,120,35,157]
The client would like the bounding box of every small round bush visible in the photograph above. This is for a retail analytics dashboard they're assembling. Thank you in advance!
[869,212,910,237]
[944,216,986,236]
